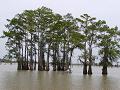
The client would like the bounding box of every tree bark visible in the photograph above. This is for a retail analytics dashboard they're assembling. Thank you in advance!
[62,43,66,71]
[88,46,92,75]
[83,63,87,75]
[102,66,107,75]
[53,49,57,71]
[102,46,108,75]
[34,47,37,70]
[83,42,87,75]
[17,44,22,70]
[30,33,33,70]
[38,33,43,71]
[88,65,92,75]
[46,44,50,71]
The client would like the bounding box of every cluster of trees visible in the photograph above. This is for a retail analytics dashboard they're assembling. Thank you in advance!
[2,6,120,75]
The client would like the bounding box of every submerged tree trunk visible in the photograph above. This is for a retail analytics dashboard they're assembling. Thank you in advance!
[26,43,29,70]
[88,65,92,75]
[24,34,29,70]
[21,44,24,70]
[38,42,41,70]
[17,61,21,70]
[102,46,108,75]
[17,43,22,70]
[53,49,57,71]
[38,32,43,71]
[64,41,70,71]
[83,63,87,74]
[83,42,87,75]
[61,43,66,71]
[68,48,73,71]
[34,47,37,70]
[102,66,107,75]
[24,38,27,70]
[42,51,45,70]
[56,45,61,71]
[25,43,29,70]
[46,44,51,71]
[102,57,108,75]
[30,34,34,70]
[38,42,45,71]
[88,46,92,75]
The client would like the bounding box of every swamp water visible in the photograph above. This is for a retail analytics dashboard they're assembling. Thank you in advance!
[0,64,120,90]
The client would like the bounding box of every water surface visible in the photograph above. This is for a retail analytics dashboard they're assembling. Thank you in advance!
[0,64,120,90]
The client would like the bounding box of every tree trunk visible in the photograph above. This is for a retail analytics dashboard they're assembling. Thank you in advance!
[83,63,87,74]
[102,46,108,75]
[53,49,56,71]
[38,44,44,71]
[21,45,24,70]
[24,35,29,70]
[83,42,87,75]
[17,61,21,70]
[88,47,92,75]
[88,65,92,75]
[30,34,33,70]
[38,32,40,70]
[26,44,29,70]
[42,52,45,71]
[34,48,37,70]
[57,61,61,71]
[69,49,73,66]
[24,39,27,70]
[56,46,61,71]
[17,43,22,70]
[38,33,43,71]
[38,51,43,71]
[102,66,107,75]
[62,43,66,71]
[46,44,50,71]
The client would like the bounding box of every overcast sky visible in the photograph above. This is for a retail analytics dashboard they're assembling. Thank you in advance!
[0,0,120,58]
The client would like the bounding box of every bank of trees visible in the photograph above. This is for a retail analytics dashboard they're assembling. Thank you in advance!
[2,6,120,75]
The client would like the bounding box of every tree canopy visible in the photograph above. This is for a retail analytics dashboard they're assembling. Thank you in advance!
[2,6,120,75]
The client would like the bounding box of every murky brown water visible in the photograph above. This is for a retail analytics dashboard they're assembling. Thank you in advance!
[0,64,120,90]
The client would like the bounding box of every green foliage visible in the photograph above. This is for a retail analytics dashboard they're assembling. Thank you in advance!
[2,6,120,69]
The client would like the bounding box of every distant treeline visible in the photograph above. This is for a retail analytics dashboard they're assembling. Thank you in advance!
[2,6,120,75]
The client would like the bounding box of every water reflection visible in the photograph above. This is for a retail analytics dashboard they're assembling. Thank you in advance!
[0,64,120,90]
[36,71,72,90]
